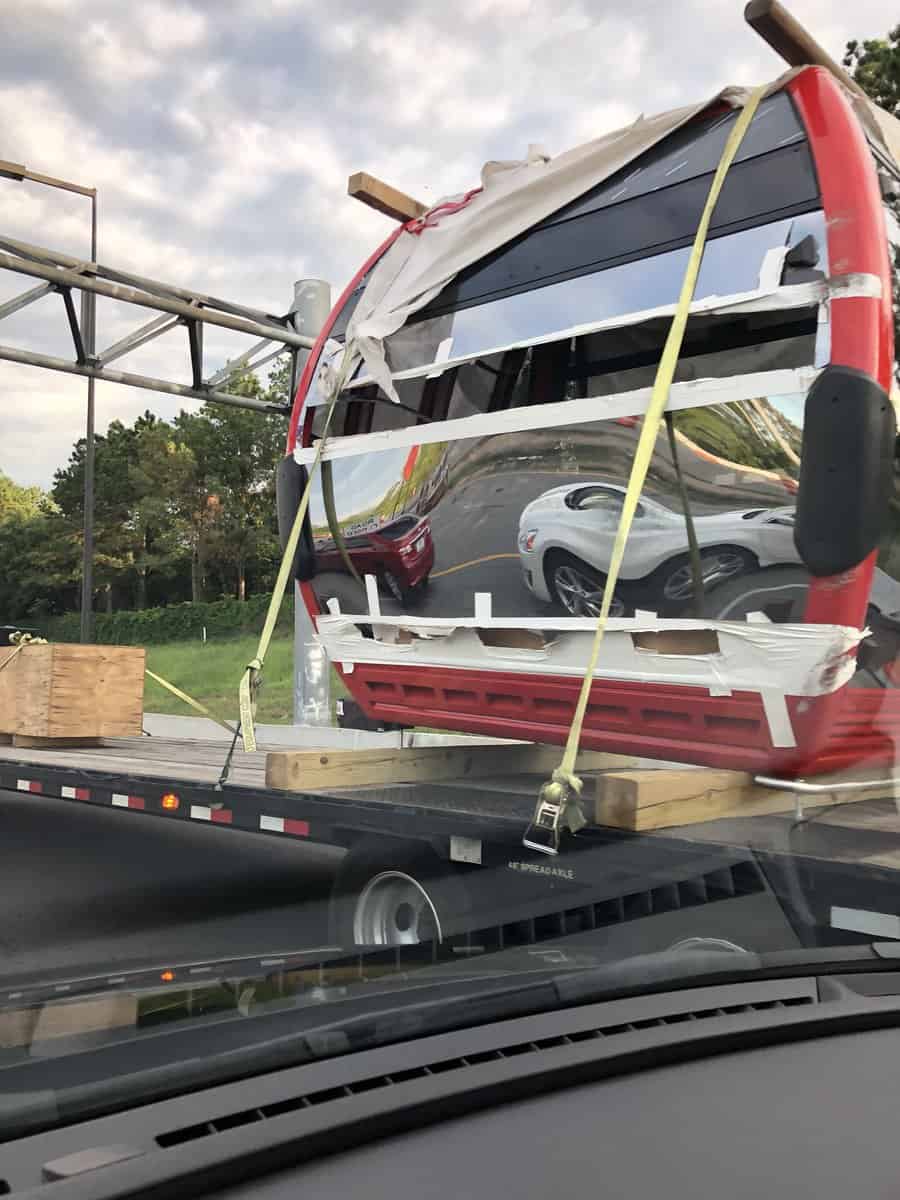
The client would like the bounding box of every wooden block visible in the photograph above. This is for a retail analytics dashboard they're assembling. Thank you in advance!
[0,1007,38,1049]
[0,647,19,734]
[347,171,428,222]
[12,735,103,749]
[591,767,889,832]
[266,743,633,792]
[0,644,145,739]
[31,994,138,1043]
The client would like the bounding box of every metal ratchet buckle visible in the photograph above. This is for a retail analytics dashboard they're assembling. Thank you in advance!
[523,793,567,856]
[524,776,588,856]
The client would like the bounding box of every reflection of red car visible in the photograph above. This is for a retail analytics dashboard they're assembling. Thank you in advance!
[317,515,434,602]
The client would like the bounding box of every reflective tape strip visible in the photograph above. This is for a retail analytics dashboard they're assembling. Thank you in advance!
[112,794,145,810]
[190,805,232,824]
[61,786,90,801]
[16,779,41,794]
[260,815,310,837]
[831,905,900,939]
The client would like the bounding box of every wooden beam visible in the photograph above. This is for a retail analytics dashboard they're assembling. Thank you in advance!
[266,744,632,792]
[591,767,890,832]
[743,0,867,99]
[347,172,428,223]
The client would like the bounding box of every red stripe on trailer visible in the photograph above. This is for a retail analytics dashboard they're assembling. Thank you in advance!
[61,786,90,801]
[16,780,42,794]
[259,815,310,837]
[210,809,233,825]
[112,794,145,810]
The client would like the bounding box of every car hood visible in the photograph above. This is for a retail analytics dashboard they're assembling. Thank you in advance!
[519,488,789,531]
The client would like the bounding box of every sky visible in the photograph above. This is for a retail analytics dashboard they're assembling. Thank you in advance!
[0,0,894,489]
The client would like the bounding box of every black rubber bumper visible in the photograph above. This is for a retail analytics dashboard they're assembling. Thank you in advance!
[794,364,895,576]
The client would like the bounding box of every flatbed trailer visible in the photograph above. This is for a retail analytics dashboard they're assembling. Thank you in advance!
[3,735,900,971]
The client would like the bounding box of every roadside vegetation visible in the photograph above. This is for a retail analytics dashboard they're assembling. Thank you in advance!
[143,636,348,726]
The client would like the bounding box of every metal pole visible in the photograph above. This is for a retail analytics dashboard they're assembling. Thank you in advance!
[80,192,97,643]
[289,279,332,727]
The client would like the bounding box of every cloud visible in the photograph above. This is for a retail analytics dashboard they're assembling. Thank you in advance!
[0,0,895,487]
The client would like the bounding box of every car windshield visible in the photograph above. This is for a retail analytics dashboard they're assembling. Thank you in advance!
[3,60,900,1145]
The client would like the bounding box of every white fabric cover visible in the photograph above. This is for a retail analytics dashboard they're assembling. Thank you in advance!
[342,68,898,404]
[344,76,793,401]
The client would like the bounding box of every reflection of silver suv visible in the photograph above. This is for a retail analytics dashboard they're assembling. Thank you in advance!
[518,482,798,617]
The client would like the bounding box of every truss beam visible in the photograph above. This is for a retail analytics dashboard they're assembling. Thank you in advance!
[0,281,54,321]
[0,249,314,349]
[0,342,290,415]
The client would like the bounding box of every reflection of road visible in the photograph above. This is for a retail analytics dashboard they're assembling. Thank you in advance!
[313,420,799,620]
[424,470,585,616]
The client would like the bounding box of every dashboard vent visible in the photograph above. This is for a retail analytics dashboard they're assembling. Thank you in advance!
[155,985,811,1149]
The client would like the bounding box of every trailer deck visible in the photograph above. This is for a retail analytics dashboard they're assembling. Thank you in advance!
[2,735,899,869]
[4,732,900,1012]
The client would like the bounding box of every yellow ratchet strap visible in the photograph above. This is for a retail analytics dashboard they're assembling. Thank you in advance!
[144,668,237,736]
[525,84,767,855]
[238,350,350,753]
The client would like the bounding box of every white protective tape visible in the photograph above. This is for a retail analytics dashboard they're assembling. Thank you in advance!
[760,689,796,748]
[364,573,381,618]
[474,592,492,622]
[294,367,819,466]
[314,612,864,701]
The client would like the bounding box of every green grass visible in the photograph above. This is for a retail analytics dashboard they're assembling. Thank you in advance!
[144,635,348,726]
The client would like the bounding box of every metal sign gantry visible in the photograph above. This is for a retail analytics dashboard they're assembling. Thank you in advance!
[0,231,335,725]
[0,233,322,415]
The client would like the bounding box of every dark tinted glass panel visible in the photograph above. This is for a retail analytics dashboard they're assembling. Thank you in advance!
[359,210,826,383]
[547,91,806,224]
[419,135,817,317]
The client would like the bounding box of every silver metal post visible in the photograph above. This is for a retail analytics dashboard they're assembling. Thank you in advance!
[80,191,97,643]
[289,279,332,726]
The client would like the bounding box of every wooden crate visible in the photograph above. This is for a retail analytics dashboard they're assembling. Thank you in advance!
[0,643,145,741]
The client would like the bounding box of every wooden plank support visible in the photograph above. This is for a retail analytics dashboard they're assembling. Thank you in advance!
[347,172,428,222]
[266,745,633,792]
[744,0,867,99]
[591,768,895,832]
[12,735,103,749]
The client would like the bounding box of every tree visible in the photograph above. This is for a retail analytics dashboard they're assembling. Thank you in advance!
[0,472,45,522]
[177,375,287,601]
[127,420,196,609]
[844,26,900,117]
[845,25,900,386]
[51,413,197,610]
[0,508,81,620]
[8,355,293,618]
